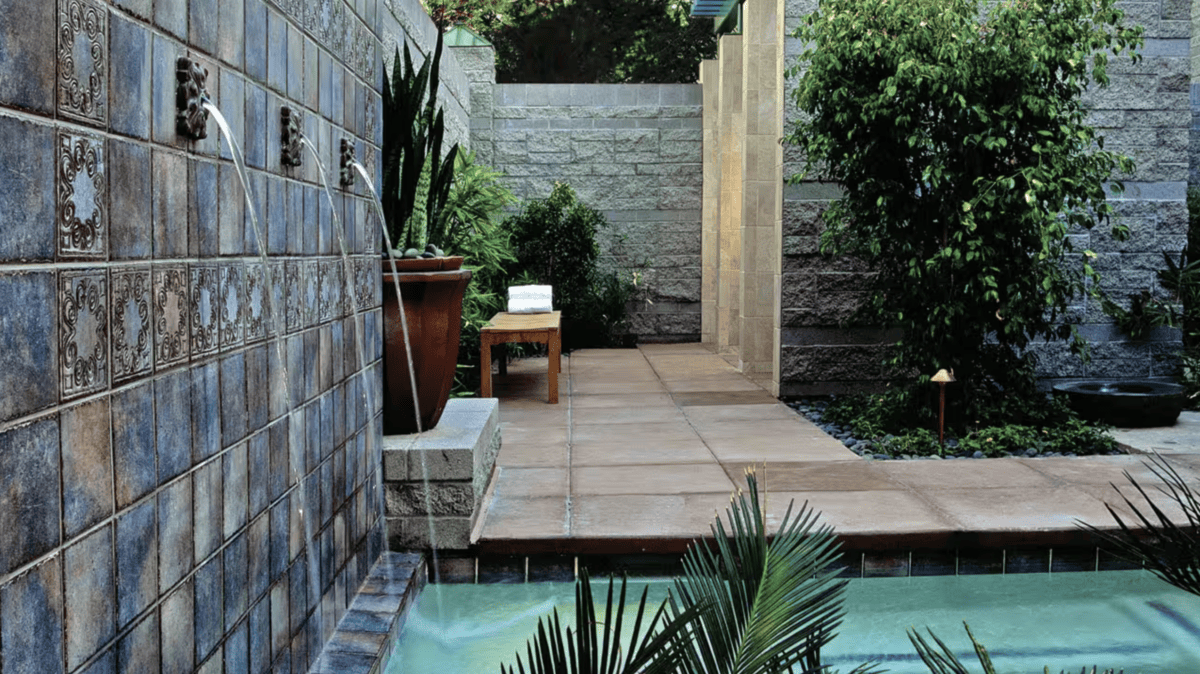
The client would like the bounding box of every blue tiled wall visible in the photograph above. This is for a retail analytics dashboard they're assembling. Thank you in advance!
[0,0,435,671]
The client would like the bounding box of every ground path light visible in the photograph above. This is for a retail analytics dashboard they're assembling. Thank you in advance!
[932,368,955,448]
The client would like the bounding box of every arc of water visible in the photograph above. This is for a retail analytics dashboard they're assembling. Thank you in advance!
[204,102,329,640]
[344,158,446,585]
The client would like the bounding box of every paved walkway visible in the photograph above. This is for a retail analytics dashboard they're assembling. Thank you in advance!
[473,343,1200,557]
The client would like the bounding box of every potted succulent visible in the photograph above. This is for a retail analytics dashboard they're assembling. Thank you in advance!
[380,30,470,435]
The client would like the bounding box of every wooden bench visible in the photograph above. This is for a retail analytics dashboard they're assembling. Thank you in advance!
[480,311,562,403]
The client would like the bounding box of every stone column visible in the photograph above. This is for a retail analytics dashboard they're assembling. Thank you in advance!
[701,59,720,345]
[739,0,785,392]
[717,34,744,356]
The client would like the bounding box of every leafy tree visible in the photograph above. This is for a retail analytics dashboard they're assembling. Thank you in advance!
[423,0,717,83]
[785,0,1144,401]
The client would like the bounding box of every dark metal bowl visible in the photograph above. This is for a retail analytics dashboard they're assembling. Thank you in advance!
[1052,380,1184,428]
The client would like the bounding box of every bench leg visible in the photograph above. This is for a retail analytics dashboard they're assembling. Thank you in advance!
[548,330,560,404]
[481,339,493,398]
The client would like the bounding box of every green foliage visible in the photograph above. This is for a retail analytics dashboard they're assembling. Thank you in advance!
[876,427,941,458]
[437,0,717,83]
[504,182,637,347]
[439,150,519,393]
[957,419,1115,458]
[381,31,460,254]
[501,471,879,674]
[1080,453,1200,598]
[499,569,701,674]
[786,0,1144,392]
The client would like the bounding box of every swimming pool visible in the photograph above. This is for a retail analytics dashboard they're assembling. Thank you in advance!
[388,570,1200,673]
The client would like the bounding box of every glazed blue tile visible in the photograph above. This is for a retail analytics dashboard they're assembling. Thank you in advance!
[244,0,267,81]
[329,319,344,385]
[1005,548,1049,574]
[1051,547,1096,573]
[64,525,116,670]
[273,651,293,674]
[286,181,303,255]
[290,622,307,674]
[245,344,269,432]
[248,513,270,601]
[287,25,303,102]
[269,418,290,501]
[225,440,250,538]
[299,185,317,256]
[112,382,156,508]
[151,34,183,147]
[330,65,344,128]
[1,0,56,114]
[288,407,307,480]
[268,177,288,255]
[192,362,221,462]
[191,159,220,257]
[152,150,189,257]
[220,352,248,448]
[320,395,334,463]
[218,164,245,255]
[269,582,290,662]
[215,67,246,163]
[154,0,187,40]
[1098,548,1140,571]
[319,526,334,592]
[189,0,218,56]
[194,556,224,662]
[224,531,249,625]
[287,333,304,404]
[116,499,157,628]
[108,13,151,139]
[0,275,56,420]
[318,49,332,120]
[269,497,290,582]
[155,369,193,484]
[266,9,287,94]
[248,430,269,518]
[158,475,194,593]
[288,561,307,631]
[160,580,195,674]
[217,0,245,69]
[108,140,152,259]
[304,330,320,402]
[1,557,64,674]
[60,398,114,538]
[118,612,159,674]
[332,377,345,447]
[243,169,268,256]
[225,618,249,674]
[244,82,267,170]
[303,39,319,111]
[911,549,958,577]
[329,450,342,515]
[305,398,320,469]
[249,597,271,674]
[193,458,224,563]
[316,187,331,257]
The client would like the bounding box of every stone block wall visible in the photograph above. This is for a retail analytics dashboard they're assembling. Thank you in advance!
[471,79,705,342]
[774,0,1188,395]
[0,0,451,672]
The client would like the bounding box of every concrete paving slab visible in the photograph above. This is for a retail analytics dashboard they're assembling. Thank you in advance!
[571,463,736,496]
[1111,410,1200,454]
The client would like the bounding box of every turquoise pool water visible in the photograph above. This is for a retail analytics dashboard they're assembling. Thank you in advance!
[388,570,1200,673]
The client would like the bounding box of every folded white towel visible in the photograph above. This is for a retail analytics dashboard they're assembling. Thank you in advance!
[507,285,553,313]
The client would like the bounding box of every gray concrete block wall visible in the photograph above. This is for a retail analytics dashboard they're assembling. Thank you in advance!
[475,82,705,341]
[0,0,405,672]
[779,0,1188,394]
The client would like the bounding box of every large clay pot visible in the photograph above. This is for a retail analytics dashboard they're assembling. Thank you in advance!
[381,258,471,434]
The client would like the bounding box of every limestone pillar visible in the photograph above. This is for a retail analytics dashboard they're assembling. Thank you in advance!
[717,34,744,356]
[700,59,720,345]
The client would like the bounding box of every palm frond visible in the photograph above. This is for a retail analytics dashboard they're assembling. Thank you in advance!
[1078,452,1200,596]
[669,468,863,674]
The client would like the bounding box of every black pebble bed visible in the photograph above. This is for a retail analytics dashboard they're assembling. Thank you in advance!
[783,398,1125,461]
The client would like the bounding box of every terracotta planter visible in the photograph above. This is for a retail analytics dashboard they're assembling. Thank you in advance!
[381,257,471,434]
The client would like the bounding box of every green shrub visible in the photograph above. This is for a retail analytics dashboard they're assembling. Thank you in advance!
[875,428,940,457]
[503,182,636,348]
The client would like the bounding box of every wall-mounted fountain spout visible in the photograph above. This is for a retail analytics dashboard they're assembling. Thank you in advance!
[175,57,209,140]
[281,107,303,167]
[339,138,356,188]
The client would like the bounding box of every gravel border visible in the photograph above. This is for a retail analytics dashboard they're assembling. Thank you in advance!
[784,398,1125,460]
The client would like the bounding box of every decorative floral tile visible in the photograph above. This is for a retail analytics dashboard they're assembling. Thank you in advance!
[219,262,245,350]
[153,265,189,367]
[302,260,320,328]
[110,267,152,383]
[56,131,106,260]
[245,262,266,343]
[190,264,220,357]
[285,260,302,333]
[268,260,286,337]
[60,269,108,399]
[57,0,107,125]
[355,257,374,312]
[318,259,341,324]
